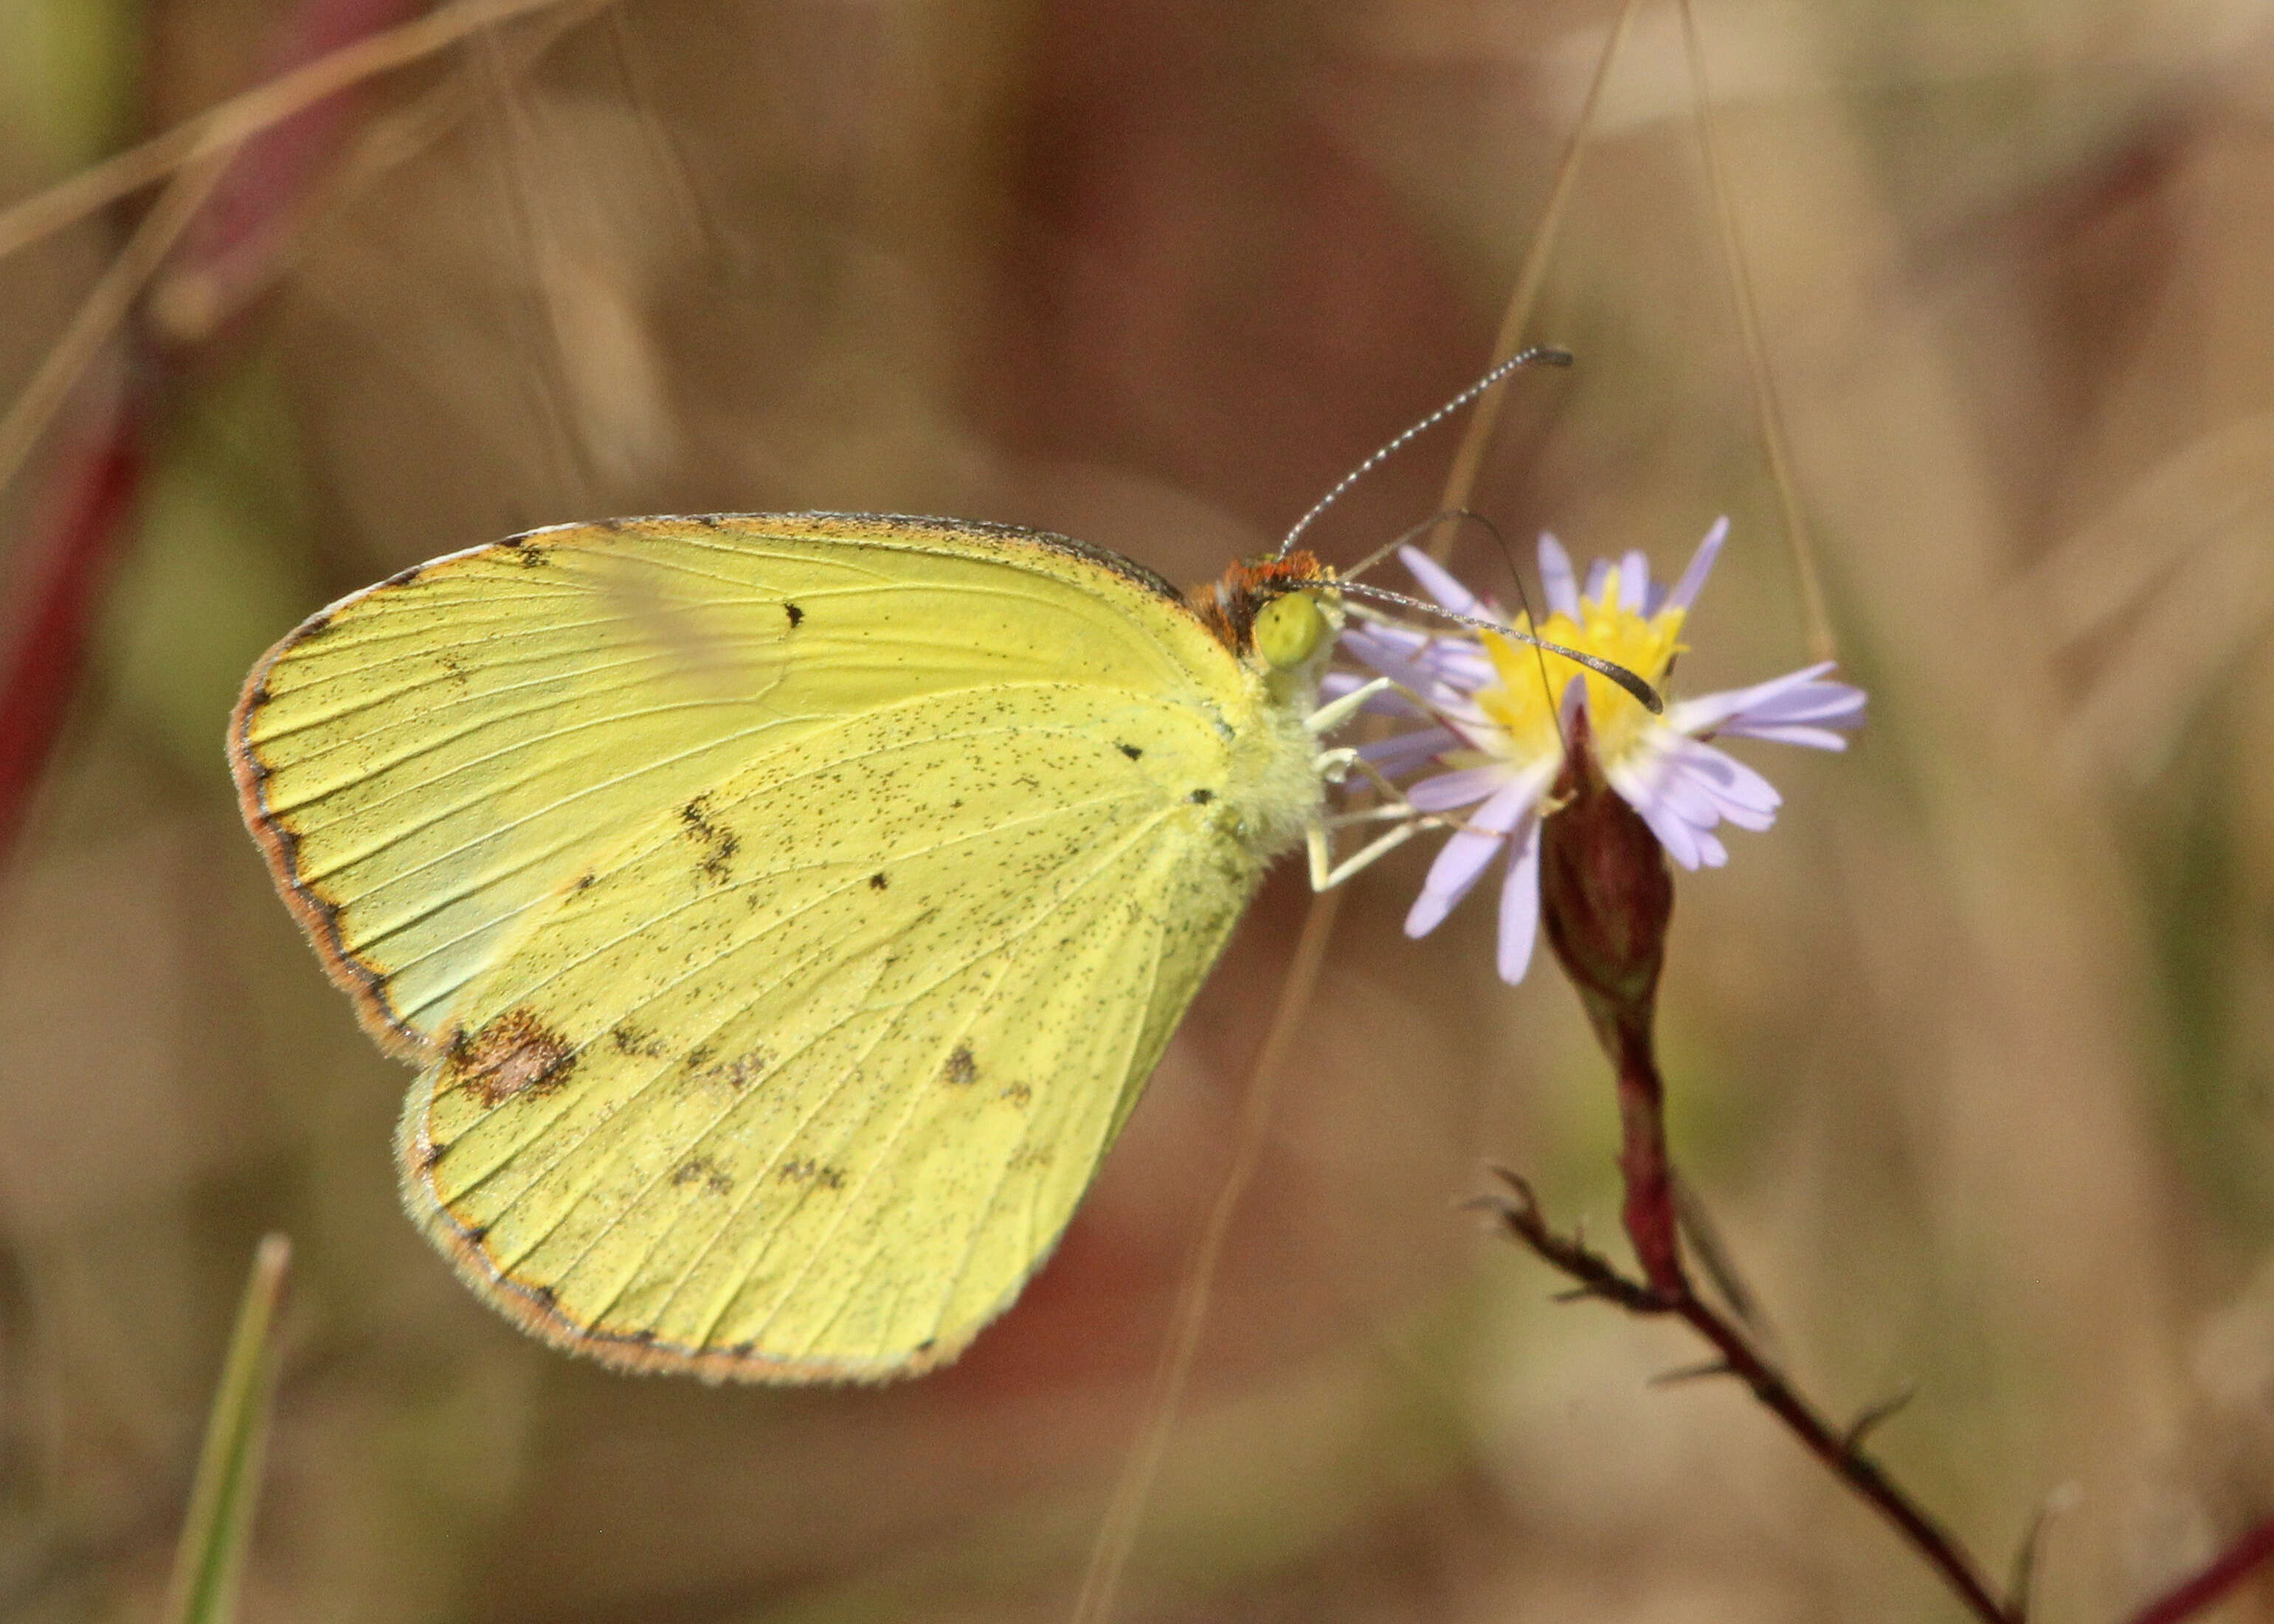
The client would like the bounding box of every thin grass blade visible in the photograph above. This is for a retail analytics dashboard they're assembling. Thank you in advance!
[159,1233,291,1624]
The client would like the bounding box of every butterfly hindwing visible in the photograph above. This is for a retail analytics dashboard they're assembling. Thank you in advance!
[397,685,1259,1378]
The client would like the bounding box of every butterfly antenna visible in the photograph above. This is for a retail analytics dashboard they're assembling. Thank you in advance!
[1466,517,1569,734]
[1276,348,1572,560]
[1336,577,1662,714]
[1344,511,1578,723]
[1343,508,1506,584]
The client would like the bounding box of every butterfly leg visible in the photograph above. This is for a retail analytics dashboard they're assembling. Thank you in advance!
[1307,815,1435,891]
[1304,675,1409,736]
[1305,747,1442,891]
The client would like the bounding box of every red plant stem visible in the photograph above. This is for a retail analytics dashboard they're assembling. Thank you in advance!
[0,398,146,861]
[2126,1513,2274,1624]
[166,0,425,337]
[1610,1013,1683,1296]
[0,0,418,867]
[1660,1264,2014,1620]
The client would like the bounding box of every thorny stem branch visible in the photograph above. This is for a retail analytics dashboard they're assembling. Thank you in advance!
[1522,725,2016,1620]
[1524,735,2274,1624]
[1479,1169,2021,1623]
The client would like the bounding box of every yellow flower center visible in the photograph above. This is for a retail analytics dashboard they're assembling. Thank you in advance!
[1473,570,1685,766]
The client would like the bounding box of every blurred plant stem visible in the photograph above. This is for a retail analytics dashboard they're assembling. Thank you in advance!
[2124,1515,2274,1624]
[0,388,145,859]
[1422,0,1640,567]
[1674,0,1831,665]
[1073,11,1645,1609]
[159,1234,290,1624]
[0,0,590,868]
[0,0,581,262]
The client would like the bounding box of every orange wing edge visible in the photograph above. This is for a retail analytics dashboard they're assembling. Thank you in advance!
[223,546,511,1065]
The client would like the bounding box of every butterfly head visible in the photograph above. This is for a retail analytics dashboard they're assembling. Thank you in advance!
[1198,551,1344,686]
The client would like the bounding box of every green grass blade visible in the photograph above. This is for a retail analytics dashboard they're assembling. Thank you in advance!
[159,1232,291,1624]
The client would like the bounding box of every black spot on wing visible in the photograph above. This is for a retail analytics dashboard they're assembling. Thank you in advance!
[694,1049,767,1089]
[784,601,804,628]
[779,1159,846,1190]
[672,1157,735,1195]
[444,1008,576,1106]
[680,796,739,882]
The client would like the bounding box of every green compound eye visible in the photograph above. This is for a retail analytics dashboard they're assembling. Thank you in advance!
[1252,591,1326,669]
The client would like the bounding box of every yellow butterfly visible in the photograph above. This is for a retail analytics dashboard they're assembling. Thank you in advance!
[231,511,1384,1381]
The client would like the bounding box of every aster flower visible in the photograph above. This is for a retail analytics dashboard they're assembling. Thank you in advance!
[1334,520,1866,984]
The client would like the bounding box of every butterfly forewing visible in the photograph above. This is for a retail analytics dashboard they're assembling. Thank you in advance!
[232,516,1220,1054]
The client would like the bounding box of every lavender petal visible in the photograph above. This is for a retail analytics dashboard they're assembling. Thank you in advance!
[1397,546,1487,620]
[1619,549,1651,615]
[1407,764,1516,812]
[1538,533,1580,619]
[1607,756,1705,871]
[1667,516,1729,612]
[1359,727,1459,776]
[1665,735,1783,818]
[1403,775,1538,937]
[1497,814,1545,984]
[1713,722,1852,750]
[1665,663,1858,735]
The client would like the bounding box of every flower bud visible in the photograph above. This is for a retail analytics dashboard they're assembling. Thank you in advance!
[1539,708,1684,1295]
[1538,708,1673,1043]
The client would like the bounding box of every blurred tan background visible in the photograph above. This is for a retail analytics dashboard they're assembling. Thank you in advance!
[3,0,2273,1618]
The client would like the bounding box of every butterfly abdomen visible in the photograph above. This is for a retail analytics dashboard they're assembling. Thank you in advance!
[1214,685,1324,865]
